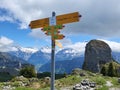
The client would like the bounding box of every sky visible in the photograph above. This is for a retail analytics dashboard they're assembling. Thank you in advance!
[0,0,120,52]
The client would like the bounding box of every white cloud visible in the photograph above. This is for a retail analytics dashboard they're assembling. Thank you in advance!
[0,16,14,22]
[100,39,120,52]
[0,36,120,53]
[62,39,120,54]
[0,36,14,52]
[0,0,120,38]
[0,36,13,45]
[29,29,50,39]
[0,36,38,52]
[59,38,72,46]
[64,42,87,53]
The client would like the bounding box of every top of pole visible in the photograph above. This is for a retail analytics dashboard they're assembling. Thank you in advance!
[52,11,56,17]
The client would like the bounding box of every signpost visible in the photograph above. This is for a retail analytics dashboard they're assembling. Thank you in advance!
[29,18,49,29]
[29,11,81,90]
[56,12,80,25]
[29,12,81,29]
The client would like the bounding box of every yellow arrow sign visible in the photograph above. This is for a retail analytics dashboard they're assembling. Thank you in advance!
[29,12,81,29]
[29,18,49,29]
[56,12,80,25]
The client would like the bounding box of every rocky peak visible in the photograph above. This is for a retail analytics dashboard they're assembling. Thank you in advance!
[82,39,113,73]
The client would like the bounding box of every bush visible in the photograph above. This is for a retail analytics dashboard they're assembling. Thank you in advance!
[20,66,36,78]
[100,66,107,76]
[107,62,116,77]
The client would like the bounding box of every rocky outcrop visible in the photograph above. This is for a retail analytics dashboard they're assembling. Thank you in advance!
[82,40,113,73]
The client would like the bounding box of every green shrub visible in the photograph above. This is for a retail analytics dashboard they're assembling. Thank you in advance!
[101,66,107,76]
[107,62,116,77]
[20,66,36,78]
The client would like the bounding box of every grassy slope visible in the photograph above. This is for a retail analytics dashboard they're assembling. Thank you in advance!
[15,74,120,90]
[0,71,120,90]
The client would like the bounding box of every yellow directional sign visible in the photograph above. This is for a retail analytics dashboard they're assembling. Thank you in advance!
[56,12,80,25]
[29,18,49,29]
[29,12,81,29]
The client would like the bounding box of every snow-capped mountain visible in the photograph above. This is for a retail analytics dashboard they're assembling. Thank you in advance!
[56,48,84,61]
[28,47,51,65]
[28,47,51,71]
[9,46,38,60]
[38,47,84,73]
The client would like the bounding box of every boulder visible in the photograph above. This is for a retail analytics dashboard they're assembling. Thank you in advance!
[44,77,51,84]
[83,40,113,73]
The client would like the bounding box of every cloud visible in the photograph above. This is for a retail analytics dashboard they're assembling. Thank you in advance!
[100,39,120,52]
[59,38,72,46]
[0,0,120,37]
[0,36,14,52]
[0,36,13,45]
[0,36,120,53]
[64,42,87,53]
[0,16,14,22]
[62,39,120,54]
[28,29,51,40]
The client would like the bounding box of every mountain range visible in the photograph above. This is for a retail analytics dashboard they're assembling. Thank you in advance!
[1,42,120,74]
[39,57,84,74]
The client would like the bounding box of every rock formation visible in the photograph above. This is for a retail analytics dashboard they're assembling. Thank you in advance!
[82,40,113,73]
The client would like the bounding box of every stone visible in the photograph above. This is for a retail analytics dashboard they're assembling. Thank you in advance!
[89,82,96,88]
[83,39,113,73]
[73,79,96,90]
[29,78,39,82]
[44,77,51,84]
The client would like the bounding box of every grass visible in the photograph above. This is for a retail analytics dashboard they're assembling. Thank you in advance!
[58,75,82,86]
[56,74,119,89]
[97,85,109,90]
[0,71,120,90]
[15,87,34,90]
[15,87,50,90]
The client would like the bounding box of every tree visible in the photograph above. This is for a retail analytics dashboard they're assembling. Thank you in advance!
[107,62,115,77]
[100,66,107,76]
[20,66,36,78]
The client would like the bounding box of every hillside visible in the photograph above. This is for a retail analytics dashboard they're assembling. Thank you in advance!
[0,69,120,90]
[39,58,84,74]
[0,52,32,76]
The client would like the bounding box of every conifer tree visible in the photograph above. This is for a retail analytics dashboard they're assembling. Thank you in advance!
[100,66,107,76]
[107,62,115,77]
